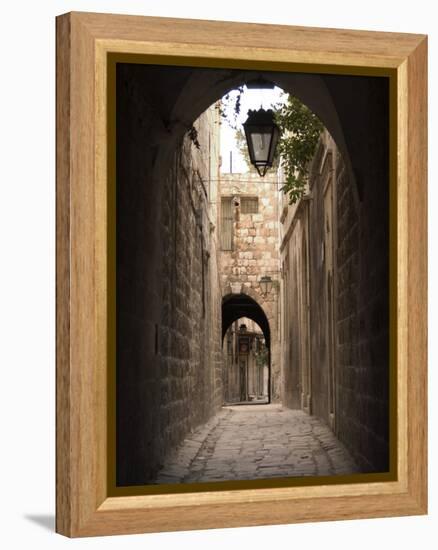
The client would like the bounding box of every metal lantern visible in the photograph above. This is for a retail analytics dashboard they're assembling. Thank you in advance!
[259,275,273,295]
[243,108,280,177]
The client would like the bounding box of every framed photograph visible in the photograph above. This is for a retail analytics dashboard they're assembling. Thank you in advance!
[56,11,427,537]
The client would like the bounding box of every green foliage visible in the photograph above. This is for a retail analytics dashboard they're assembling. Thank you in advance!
[228,91,322,195]
[255,344,269,368]
[273,95,324,204]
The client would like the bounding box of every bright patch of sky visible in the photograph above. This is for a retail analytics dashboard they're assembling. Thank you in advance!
[220,86,286,174]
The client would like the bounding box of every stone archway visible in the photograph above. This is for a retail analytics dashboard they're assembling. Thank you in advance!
[152,68,356,192]
[222,293,271,404]
[222,292,270,345]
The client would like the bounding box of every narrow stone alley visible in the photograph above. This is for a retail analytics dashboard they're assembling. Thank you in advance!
[115,63,391,487]
[155,405,358,484]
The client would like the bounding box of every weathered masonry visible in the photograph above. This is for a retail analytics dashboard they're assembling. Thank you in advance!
[219,171,281,403]
[280,97,390,473]
[116,64,223,485]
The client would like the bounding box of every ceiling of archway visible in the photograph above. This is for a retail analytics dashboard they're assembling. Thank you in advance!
[118,61,389,222]
[222,294,270,347]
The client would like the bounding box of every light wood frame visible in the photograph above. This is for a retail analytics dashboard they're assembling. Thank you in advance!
[56,11,427,537]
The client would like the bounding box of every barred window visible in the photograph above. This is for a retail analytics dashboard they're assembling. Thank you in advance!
[241,196,259,214]
[221,197,233,250]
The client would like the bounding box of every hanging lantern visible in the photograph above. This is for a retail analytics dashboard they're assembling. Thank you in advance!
[243,108,280,177]
[259,275,273,295]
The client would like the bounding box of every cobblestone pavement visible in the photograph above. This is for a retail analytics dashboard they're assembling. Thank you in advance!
[154,404,358,484]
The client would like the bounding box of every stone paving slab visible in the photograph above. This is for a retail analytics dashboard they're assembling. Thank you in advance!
[154,404,358,484]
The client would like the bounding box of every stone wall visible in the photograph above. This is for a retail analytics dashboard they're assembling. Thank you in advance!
[219,172,281,402]
[159,106,224,460]
[280,121,389,473]
[307,135,339,427]
[334,77,390,472]
[116,62,223,485]
[279,186,311,412]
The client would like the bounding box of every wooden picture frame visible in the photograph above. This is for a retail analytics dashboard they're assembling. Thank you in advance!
[56,11,427,537]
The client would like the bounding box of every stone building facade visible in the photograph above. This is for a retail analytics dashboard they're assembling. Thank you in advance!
[116,61,224,485]
[219,171,281,403]
[280,129,389,473]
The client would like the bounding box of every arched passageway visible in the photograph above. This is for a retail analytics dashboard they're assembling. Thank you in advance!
[222,294,271,405]
[115,61,389,486]
[150,66,358,194]
[222,293,270,346]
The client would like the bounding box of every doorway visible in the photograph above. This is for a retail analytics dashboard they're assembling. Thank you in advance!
[222,294,271,405]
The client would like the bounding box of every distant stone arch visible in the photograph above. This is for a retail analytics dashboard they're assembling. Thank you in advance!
[222,292,271,348]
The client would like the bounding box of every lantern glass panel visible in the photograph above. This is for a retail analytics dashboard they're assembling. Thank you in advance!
[243,108,280,177]
[249,131,272,163]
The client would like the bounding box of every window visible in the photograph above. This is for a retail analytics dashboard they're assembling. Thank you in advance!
[221,197,233,250]
[241,196,259,214]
